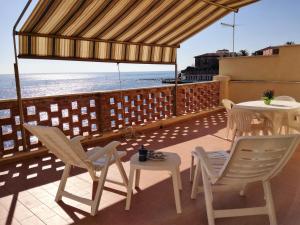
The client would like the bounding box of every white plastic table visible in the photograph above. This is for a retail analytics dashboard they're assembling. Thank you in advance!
[125,152,182,213]
[234,100,300,134]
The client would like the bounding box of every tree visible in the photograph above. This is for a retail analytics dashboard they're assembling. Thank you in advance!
[239,49,249,56]
[286,41,295,45]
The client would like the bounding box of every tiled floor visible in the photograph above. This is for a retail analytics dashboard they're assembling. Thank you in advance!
[1,110,300,225]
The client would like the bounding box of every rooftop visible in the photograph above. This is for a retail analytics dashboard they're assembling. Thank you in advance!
[1,110,300,225]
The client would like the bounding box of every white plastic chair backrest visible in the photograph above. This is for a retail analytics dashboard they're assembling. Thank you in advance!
[287,109,300,131]
[274,96,296,102]
[24,124,88,168]
[229,108,258,132]
[217,135,300,185]
[222,99,235,113]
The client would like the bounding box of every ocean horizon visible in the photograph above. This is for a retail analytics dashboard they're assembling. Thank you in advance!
[0,71,174,100]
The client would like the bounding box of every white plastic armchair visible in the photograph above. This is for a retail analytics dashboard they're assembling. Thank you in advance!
[287,109,300,133]
[222,99,235,139]
[24,124,128,216]
[191,135,300,225]
[230,108,273,139]
[273,96,297,133]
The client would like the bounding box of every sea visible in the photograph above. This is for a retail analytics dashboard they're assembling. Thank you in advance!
[0,71,174,100]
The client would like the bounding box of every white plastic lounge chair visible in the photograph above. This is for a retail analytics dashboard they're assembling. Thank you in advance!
[191,135,300,225]
[24,124,128,216]
[222,99,235,140]
[274,96,296,102]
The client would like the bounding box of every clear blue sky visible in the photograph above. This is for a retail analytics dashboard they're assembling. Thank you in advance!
[0,0,299,75]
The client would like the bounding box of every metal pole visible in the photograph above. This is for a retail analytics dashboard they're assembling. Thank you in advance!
[221,11,237,57]
[232,12,235,56]
[173,58,178,116]
[13,0,32,151]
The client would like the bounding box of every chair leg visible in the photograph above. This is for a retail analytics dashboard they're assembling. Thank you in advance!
[190,154,194,182]
[171,169,182,214]
[201,165,215,225]
[226,119,230,140]
[125,168,135,210]
[286,126,290,135]
[91,163,110,216]
[135,169,140,188]
[231,129,237,146]
[115,157,128,187]
[263,181,278,225]
[191,159,201,199]
[55,164,71,202]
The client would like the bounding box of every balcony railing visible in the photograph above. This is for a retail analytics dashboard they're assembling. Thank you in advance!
[0,81,220,159]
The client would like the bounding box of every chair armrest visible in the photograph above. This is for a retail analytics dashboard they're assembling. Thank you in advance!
[195,146,218,180]
[87,141,121,161]
[70,135,85,144]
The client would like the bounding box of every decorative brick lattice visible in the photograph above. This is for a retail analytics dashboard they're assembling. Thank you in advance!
[176,81,220,115]
[0,100,22,158]
[100,86,174,131]
[0,81,220,159]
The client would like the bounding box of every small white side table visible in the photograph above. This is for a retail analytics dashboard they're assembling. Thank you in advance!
[125,152,183,213]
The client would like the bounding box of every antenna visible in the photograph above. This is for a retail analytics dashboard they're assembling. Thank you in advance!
[221,12,236,56]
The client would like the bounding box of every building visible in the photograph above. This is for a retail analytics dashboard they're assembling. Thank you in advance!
[181,49,230,82]
[253,46,280,56]
[218,44,300,102]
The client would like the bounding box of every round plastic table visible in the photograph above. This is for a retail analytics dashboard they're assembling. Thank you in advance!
[234,100,300,134]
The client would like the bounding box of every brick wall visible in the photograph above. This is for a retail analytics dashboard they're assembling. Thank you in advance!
[0,81,219,159]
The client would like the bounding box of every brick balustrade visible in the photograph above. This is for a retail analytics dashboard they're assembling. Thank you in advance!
[0,81,220,159]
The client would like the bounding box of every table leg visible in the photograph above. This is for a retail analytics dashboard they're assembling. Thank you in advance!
[190,154,194,182]
[125,167,135,210]
[135,169,140,188]
[171,170,182,214]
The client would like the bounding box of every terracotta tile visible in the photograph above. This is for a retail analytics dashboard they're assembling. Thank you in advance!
[43,215,68,225]
[0,218,21,225]
[1,111,300,225]
[51,206,74,223]
[20,216,45,225]
[30,204,57,220]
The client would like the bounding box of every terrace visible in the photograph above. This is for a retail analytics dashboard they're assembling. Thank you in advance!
[1,75,300,225]
[1,108,300,225]
[2,1,300,225]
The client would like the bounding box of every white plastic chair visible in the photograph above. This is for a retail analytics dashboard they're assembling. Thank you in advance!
[24,124,128,216]
[274,96,296,102]
[273,96,296,133]
[230,108,273,139]
[191,135,300,225]
[287,109,300,133]
[222,99,235,139]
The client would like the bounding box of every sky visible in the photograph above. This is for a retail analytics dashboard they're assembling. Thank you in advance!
[0,0,299,75]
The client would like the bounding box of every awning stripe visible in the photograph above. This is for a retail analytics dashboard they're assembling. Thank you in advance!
[142,0,215,44]
[17,0,258,64]
[19,35,177,64]
[113,0,180,42]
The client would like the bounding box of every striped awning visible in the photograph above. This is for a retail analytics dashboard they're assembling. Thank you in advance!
[17,0,258,64]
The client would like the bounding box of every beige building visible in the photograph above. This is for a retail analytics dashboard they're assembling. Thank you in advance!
[215,44,300,102]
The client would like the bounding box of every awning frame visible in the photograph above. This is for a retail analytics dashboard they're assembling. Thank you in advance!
[12,0,257,150]
[13,0,33,151]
